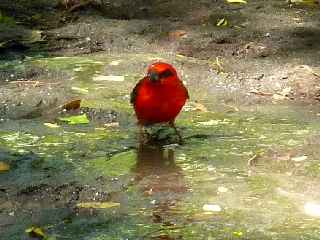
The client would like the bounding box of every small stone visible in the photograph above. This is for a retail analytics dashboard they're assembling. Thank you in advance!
[291,155,307,162]
[109,60,121,66]
[202,204,222,212]
[217,186,229,193]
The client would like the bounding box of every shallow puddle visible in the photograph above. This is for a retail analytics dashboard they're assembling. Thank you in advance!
[1,56,320,239]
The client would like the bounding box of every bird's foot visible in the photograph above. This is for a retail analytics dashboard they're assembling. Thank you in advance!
[169,121,184,145]
[138,126,151,144]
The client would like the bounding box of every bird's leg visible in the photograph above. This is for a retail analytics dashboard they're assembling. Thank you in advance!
[169,121,183,144]
[138,125,150,144]
[138,125,145,143]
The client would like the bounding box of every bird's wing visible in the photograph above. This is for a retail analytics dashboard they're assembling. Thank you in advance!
[130,78,145,105]
[180,81,189,99]
[184,85,190,99]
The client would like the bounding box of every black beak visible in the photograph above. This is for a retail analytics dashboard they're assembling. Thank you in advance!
[149,71,159,83]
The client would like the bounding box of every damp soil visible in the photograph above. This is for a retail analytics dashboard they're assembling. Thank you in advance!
[1,1,320,239]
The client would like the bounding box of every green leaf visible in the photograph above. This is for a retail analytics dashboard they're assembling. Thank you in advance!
[233,231,243,237]
[25,226,47,239]
[290,0,318,5]
[22,30,43,44]
[217,18,228,27]
[0,11,16,25]
[290,0,311,2]
[58,114,89,125]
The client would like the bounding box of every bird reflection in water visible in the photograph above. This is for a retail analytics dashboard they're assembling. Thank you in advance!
[131,142,189,238]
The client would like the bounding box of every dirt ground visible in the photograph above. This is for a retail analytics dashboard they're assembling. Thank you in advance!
[42,0,320,102]
[47,0,320,101]
[2,1,320,239]
[1,0,320,117]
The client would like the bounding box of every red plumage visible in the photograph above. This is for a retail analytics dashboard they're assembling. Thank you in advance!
[130,62,189,126]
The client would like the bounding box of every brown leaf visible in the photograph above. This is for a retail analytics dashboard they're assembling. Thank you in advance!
[0,162,10,172]
[272,93,288,101]
[168,30,187,41]
[249,89,273,96]
[194,102,208,112]
[62,99,81,111]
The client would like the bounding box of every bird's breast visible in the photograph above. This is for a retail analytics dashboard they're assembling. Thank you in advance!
[134,82,187,124]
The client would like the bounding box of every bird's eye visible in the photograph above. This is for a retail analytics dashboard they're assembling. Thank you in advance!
[159,69,174,79]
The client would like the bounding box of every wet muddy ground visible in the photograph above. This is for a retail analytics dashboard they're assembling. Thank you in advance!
[1,0,320,239]
[2,54,320,240]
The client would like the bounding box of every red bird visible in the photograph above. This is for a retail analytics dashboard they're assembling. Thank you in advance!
[130,62,189,141]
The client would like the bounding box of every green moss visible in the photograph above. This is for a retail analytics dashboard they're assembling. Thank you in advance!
[305,162,320,178]
[247,175,278,196]
[82,150,136,177]
[0,12,16,25]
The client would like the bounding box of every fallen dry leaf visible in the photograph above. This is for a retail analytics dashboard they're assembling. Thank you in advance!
[104,122,120,128]
[191,213,216,221]
[211,57,224,74]
[203,204,222,212]
[197,119,220,126]
[62,99,81,111]
[71,86,89,94]
[247,154,259,166]
[93,75,124,82]
[217,186,229,193]
[249,89,273,96]
[44,123,60,128]
[109,60,121,66]
[291,155,308,162]
[226,0,247,3]
[289,0,318,6]
[25,226,46,239]
[193,101,208,112]
[272,93,288,101]
[76,202,120,209]
[0,162,10,172]
[168,30,187,41]
[224,104,239,113]
[279,87,292,96]
[304,202,320,217]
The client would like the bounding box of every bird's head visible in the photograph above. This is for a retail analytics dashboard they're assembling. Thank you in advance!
[146,62,178,84]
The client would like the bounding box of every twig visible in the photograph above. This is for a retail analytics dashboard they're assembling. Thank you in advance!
[249,90,273,96]
[68,0,92,12]
[10,81,61,87]
[0,223,14,228]
[248,154,259,166]
[142,225,186,239]
[312,72,320,78]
